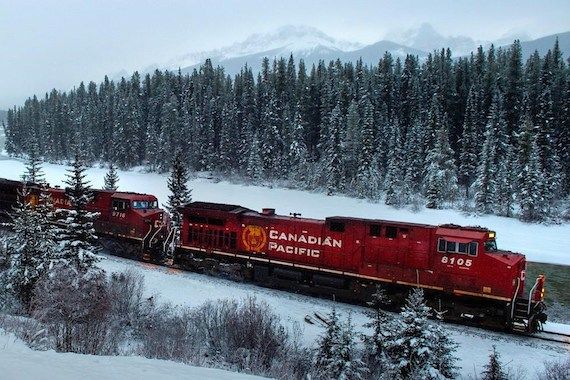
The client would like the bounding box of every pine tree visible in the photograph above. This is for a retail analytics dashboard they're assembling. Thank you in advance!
[3,185,56,308]
[384,120,404,205]
[458,85,479,198]
[334,315,368,380]
[518,136,545,222]
[431,323,460,379]
[363,286,393,374]
[355,98,375,197]
[314,306,341,376]
[425,114,458,209]
[166,151,192,229]
[21,140,45,184]
[288,110,309,184]
[246,132,264,181]
[56,152,99,273]
[385,288,435,379]
[103,163,119,191]
[474,114,498,214]
[323,104,344,195]
[480,345,508,380]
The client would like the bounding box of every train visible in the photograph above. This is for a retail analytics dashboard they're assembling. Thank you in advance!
[0,178,547,333]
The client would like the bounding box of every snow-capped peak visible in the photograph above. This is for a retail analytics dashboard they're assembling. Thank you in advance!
[164,25,363,70]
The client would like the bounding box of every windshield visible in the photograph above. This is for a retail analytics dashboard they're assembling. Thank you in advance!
[132,200,158,209]
[485,239,497,252]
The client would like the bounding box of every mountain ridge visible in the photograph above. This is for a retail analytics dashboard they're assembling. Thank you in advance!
[159,24,568,78]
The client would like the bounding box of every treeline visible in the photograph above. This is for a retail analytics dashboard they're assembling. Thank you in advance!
[4,40,569,221]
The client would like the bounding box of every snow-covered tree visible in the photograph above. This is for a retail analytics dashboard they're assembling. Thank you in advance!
[424,114,458,209]
[480,345,507,380]
[21,141,45,184]
[313,306,341,375]
[362,285,393,374]
[334,315,368,380]
[3,185,56,308]
[385,288,434,379]
[323,104,344,195]
[458,85,479,197]
[166,151,192,229]
[518,136,545,222]
[103,163,119,191]
[56,152,99,273]
[355,98,375,197]
[288,110,309,184]
[430,323,460,379]
[473,117,498,214]
[246,132,264,181]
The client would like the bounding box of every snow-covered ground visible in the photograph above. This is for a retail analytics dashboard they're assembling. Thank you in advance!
[0,156,568,378]
[99,254,569,379]
[0,330,264,380]
[0,156,568,265]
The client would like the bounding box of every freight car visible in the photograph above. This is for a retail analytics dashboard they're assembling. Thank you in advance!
[174,201,547,333]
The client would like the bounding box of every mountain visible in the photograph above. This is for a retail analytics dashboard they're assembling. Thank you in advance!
[517,31,570,58]
[152,24,568,78]
[386,23,484,56]
[171,25,427,76]
[166,25,363,71]
[0,110,7,124]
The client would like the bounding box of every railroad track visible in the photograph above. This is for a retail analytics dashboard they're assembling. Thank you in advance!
[532,329,570,344]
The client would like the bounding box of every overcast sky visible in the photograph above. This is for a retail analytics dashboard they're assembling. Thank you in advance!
[1,0,569,109]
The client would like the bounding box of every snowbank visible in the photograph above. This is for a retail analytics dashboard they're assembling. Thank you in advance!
[0,330,264,380]
[0,157,567,265]
[99,255,569,379]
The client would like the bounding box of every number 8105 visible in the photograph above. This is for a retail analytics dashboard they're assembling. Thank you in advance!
[441,256,472,267]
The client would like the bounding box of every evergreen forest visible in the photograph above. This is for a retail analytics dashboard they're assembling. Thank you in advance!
[4,40,569,222]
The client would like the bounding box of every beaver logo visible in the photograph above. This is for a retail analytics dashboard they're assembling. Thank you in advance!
[242,225,267,252]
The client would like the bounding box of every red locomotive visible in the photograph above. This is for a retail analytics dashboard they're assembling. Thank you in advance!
[175,202,547,332]
[0,178,173,258]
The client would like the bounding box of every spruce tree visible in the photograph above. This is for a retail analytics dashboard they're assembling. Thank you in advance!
[385,288,435,379]
[518,136,545,222]
[355,98,375,197]
[431,323,460,379]
[103,163,119,191]
[56,152,99,273]
[288,110,309,184]
[246,132,264,181]
[458,86,479,198]
[425,114,458,209]
[334,315,368,380]
[166,151,192,229]
[323,104,343,195]
[362,286,393,374]
[480,345,508,380]
[3,185,56,309]
[314,306,341,376]
[474,114,498,214]
[21,141,45,184]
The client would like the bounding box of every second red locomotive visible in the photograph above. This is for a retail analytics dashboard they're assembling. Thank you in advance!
[175,201,547,332]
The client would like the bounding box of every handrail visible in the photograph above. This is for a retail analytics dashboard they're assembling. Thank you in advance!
[163,226,177,254]
[141,224,153,251]
[510,277,521,320]
[149,224,163,248]
[527,277,540,315]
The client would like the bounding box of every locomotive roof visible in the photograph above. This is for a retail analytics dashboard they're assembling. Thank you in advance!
[183,201,254,213]
[326,215,434,229]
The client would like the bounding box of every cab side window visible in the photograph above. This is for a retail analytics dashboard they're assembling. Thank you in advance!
[112,199,128,211]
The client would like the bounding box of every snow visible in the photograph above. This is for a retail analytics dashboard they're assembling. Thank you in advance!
[0,156,568,265]
[0,330,264,380]
[164,25,363,70]
[97,254,569,378]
